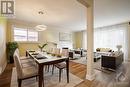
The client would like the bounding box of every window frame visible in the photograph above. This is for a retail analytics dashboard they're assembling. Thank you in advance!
[12,26,39,43]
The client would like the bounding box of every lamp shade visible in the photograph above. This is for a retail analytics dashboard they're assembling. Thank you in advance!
[116,45,122,51]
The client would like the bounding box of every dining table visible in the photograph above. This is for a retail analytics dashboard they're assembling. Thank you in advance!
[26,50,69,87]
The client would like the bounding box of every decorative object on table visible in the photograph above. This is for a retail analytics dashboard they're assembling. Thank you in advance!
[36,52,47,59]
[116,45,122,52]
[38,43,48,52]
[51,54,56,56]
[56,54,62,57]
[7,42,18,63]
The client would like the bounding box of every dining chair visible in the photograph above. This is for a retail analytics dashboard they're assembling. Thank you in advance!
[13,50,38,87]
[52,48,60,56]
[14,48,36,68]
[47,48,53,54]
[46,48,61,72]
[52,48,69,82]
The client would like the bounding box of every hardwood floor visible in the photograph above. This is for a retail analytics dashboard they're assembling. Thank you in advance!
[0,64,14,87]
[0,61,130,87]
[69,61,93,87]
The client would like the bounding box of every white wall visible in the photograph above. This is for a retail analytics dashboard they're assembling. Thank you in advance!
[0,18,7,74]
[128,23,130,61]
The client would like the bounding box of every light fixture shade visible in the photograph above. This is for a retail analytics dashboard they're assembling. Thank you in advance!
[35,25,47,31]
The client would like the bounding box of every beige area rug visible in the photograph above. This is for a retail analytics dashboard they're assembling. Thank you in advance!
[11,68,83,87]
[70,57,87,65]
[70,57,101,68]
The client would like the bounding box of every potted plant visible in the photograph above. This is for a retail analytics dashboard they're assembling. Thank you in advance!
[7,42,18,63]
[38,43,48,52]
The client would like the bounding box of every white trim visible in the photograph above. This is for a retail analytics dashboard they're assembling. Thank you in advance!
[86,73,96,81]
[0,62,7,75]
[125,59,130,62]
[0,67,2,75]
[17,41,40,44]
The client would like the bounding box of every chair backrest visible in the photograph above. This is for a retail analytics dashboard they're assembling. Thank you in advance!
[15,48,20,57]
[13,49,23,79]
[61,48,69,57]
[48,48,53,54]
[53,48,60,55]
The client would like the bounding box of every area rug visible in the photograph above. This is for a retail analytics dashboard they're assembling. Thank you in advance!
[70,57,87,65]
[11,67,83,87]
[71,57,114,74]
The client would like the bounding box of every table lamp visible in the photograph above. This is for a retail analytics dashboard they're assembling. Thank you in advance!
[116,45,122,52]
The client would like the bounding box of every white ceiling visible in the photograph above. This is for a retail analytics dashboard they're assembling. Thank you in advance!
[14,0,130,31]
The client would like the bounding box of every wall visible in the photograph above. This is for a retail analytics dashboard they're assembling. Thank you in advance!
[0,18,7,74]
[7,19,73,56]
[7,20,40,56]
[74,31,83,48]
[128,23,130,61]
[39,29,60,43]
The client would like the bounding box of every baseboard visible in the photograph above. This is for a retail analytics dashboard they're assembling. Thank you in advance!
[0,62,7,75]
[124,59,130,62]
[86,73,96,81]
[127,59,130,62]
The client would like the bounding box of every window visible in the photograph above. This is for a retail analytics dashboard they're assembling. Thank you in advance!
[14,27,38,42]
[28,30,38,41]
[82,23,128,60]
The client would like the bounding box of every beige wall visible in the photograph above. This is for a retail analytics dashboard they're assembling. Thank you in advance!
[7,20,73,56]
[39,29,60,43]
[74,31,83,48]
[0,18,7,74]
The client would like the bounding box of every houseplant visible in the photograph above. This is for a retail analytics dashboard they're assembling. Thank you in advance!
[7,42,18,63]
[38,43,48,52]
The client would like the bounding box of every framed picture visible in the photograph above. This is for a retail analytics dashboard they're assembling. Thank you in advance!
[59,32,71,41]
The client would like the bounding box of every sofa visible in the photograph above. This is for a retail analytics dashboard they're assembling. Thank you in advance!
[101,52,124,70]
[96,48,112,52]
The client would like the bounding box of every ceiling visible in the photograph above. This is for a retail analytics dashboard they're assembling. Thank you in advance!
[14,0,130,31]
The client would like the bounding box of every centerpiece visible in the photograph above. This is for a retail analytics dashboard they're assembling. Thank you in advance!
[38,43,48,52]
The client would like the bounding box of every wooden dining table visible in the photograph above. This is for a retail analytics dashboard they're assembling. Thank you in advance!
[26,50,69,87]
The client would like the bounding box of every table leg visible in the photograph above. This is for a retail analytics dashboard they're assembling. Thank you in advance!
[66,59,69,83]
[26,51,28,57]
[39,64,44,87]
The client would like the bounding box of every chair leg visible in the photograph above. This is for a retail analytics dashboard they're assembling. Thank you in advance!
[36,76,38,81]
[52,64,54,75]
[59,69,62,82]
[18,79,22,87]
[47,65,50,72]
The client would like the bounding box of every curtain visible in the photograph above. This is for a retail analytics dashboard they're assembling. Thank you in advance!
[83,23,129,60]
